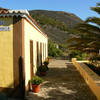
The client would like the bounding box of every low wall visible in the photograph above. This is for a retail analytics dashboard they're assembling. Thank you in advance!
[72,58,100,100]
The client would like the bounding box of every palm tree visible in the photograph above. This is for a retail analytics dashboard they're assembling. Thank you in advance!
[67,2,100,61]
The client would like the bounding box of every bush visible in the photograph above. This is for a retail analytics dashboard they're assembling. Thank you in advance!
[44,61,49,66]
[85,63,100,76]
[69,50,87,60]
[31,76,43,85]
[48,40,63,57]
[38,65,48,72]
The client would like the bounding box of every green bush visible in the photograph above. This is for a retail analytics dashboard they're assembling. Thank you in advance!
[31,76,43,85]
[69,50,87,60]
[85,63,100,76]
[48,40,63,57]
[38,65,48,72]
[44,61,49,66]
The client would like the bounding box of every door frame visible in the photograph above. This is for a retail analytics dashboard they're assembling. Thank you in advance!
[30,40,34,79]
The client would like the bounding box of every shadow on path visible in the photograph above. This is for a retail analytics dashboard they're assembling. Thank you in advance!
[26,60,97,100]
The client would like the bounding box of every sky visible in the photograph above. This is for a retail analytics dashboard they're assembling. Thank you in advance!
[0,0,100,20]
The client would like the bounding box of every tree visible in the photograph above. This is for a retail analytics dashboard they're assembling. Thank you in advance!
[67,2,100,61]
[48,40,63,57]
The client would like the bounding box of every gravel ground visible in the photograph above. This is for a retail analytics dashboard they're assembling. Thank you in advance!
[26,59,97,100]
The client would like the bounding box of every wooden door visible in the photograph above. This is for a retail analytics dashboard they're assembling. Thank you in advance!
[40,43,42,65]
[37,42,39,67]
[30,40,34,79]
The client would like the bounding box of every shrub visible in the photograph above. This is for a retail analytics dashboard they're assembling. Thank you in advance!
[48,40,63,57]
[85,63,100,76]
[31,76,43,85]
[69,50,87,60]
[44,61,49,66]
[38,65,48,72]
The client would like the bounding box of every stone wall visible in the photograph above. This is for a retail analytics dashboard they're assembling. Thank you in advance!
[72,58,100,100]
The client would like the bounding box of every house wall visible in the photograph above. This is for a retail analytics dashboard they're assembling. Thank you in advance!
[0,17,14,88]
[24,18,48,87]
[13,16,23,87]
[0,16,48,96]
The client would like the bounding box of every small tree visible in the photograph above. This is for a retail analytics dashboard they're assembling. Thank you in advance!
[48,40,63,57]
[67,2,100,63]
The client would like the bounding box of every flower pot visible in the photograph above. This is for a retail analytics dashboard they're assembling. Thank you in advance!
[48,58,52,62]
[40,72,46,76]
[32,84,40,93]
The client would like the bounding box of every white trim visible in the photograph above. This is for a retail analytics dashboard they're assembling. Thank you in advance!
[0,13,47,38]
[23,15,43,34]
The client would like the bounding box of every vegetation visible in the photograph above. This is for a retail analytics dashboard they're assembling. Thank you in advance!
[31,76,43,85]
[29,10,83,44]
[43,61,49,66]
[67,2,100,63]
[67,28,79,35]
[29,10,83,28]
[48,40,63,57]
[85,63,100,76]
[69,50,87,60]
[38,65,48,72]
[32,14,67,31]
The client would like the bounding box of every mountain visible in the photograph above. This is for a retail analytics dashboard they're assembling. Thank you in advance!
[0,7,83,44]
[29,10,83,44]
[0,7,83,43]
[29,10,83,27]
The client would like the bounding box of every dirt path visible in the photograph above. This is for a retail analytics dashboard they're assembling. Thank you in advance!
[26,59,97,100]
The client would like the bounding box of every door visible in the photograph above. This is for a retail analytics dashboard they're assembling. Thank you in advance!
[30,40,34,79]
[37,42,39,67]
[40,43,42,65]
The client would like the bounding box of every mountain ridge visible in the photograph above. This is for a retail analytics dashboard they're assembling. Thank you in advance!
[29,10,83,28]
[29,10,83,44]
[0,7,83,44]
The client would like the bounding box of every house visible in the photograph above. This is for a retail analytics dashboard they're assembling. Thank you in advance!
[0,9,48,98]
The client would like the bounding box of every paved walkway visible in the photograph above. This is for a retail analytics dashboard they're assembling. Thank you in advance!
[26,59,97,100]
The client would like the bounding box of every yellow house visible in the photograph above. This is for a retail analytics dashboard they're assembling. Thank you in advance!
[0,9,48,98]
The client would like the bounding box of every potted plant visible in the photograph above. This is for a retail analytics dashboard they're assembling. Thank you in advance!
[44,61,49,70]
[44,61,49,66]
[48,56,52,62]
[39,65,48,76]
[31,76,43,93]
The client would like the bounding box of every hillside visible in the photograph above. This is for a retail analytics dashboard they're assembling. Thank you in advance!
[29,10,83,44]
[29,10,83,28]
[0,7,83,43]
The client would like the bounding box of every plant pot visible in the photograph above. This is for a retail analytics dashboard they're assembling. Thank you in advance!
[40,72,46,76]
[48,58,52,62]
[32,84,40,93]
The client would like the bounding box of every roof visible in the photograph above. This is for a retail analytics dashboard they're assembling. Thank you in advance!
[8,10,30,15]
[0,9,47,37]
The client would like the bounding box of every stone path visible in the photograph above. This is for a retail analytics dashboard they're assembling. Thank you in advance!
[26,59,97,100]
